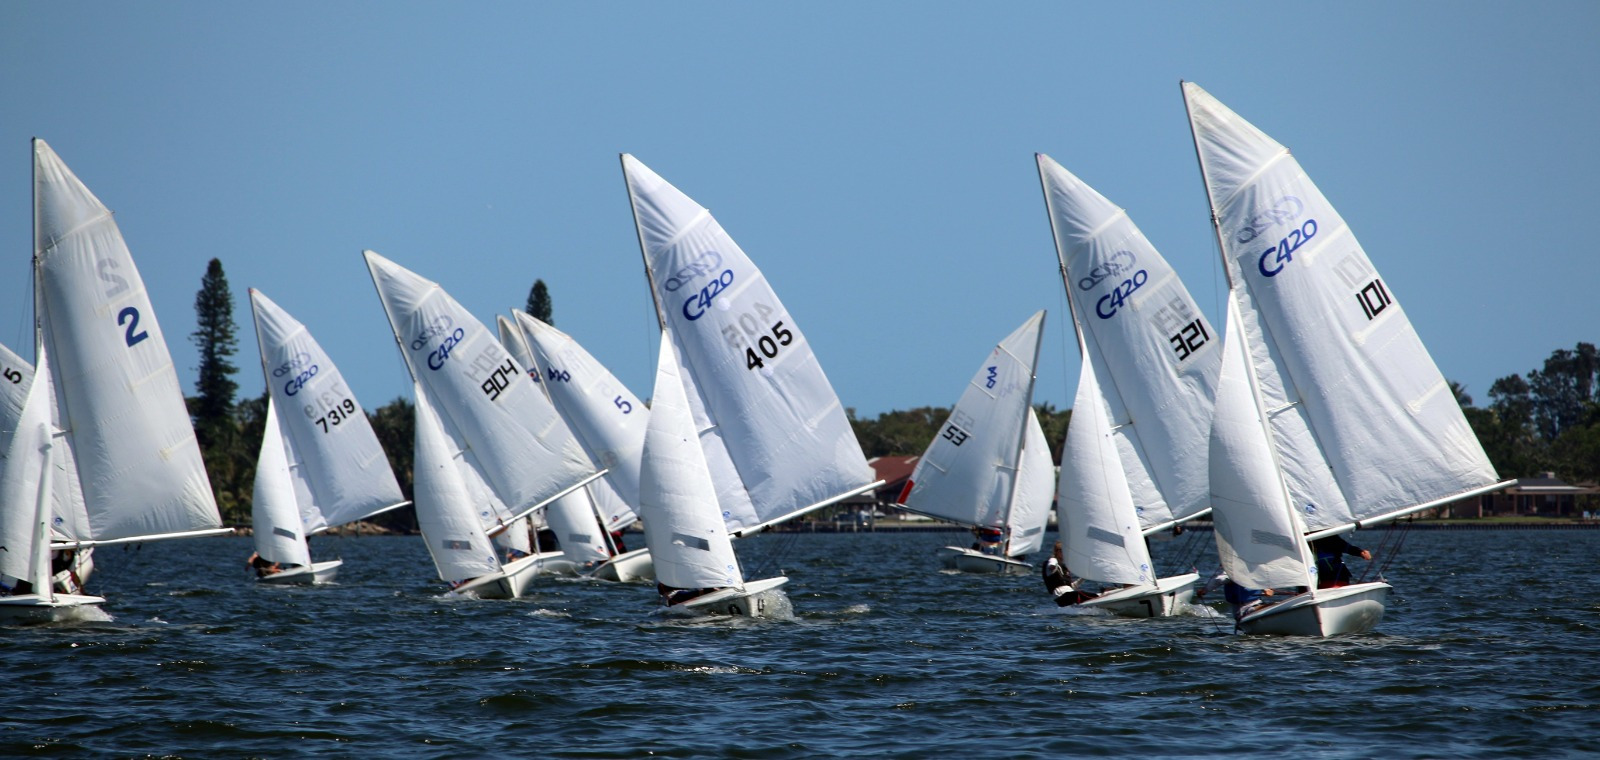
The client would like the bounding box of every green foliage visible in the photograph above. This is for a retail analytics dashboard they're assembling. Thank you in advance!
[1465,341,1600,483]
[190,259,243,521]
[526,279,553,325]
[365,396,417,533]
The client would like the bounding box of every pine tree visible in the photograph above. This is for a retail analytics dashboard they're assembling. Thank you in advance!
[526,279,553,325]
[191,258,241,520]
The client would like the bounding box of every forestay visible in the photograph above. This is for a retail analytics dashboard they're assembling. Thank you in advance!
[1038,154,1219,532]
[33,139,221,542]
[1183,82,1501,534]
[250,289,405,532]
[622,155,877,535]
[1058,356,1154,586]
[512,312,644,528]
[365,251,600,530]
[901,312,1046,533]
[252,401,313,568]
[412,385,501,584]
[639,333,741,591]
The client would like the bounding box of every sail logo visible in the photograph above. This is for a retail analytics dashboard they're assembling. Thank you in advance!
[1095,270,1148,319]
[682,269,735,321]
[1234,195,1304,244]
[1257,219,1318,277]
[410,316,455,352]
[271,351,314,378]
[984,366,998,389]
[283,364,320,396]
[662,250,724,292]
[1077,250,1136,291]
[427,328,467,371]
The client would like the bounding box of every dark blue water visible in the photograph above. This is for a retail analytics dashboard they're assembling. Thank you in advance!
[4,529,1597,757]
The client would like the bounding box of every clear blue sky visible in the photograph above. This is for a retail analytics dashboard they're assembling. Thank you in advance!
[3,2,1595,417]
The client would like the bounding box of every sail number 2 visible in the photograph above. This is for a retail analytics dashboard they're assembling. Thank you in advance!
[97,258,149,347]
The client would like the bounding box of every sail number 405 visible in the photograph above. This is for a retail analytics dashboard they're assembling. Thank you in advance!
[744,321,794,371]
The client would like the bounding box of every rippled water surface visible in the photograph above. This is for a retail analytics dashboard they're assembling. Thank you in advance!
[4,529,1598,757]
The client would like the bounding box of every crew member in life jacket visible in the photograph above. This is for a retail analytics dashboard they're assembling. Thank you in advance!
[1041,541,1096,606]
[657,582,718,607]
[1311,535,1371,588]
[971,526,1004,556]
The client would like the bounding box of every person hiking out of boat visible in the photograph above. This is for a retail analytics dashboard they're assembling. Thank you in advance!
[50,549,83,594]
[1310,535,1371,589]
[1042,541,1096,606]
[971,526,1004,556]
[1223,579,1276,620]
[246,552,281,578]
[657,582,718,607]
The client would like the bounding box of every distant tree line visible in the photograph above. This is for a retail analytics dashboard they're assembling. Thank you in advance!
[182,260,1600,528]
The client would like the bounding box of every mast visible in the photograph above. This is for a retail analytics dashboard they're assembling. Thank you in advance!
[621,154,668,331]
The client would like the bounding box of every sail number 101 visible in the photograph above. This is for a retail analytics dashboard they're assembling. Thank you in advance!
[744,321,794,371]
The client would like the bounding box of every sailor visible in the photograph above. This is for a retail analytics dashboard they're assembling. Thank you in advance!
[971,526,1004,556]
[1223,580,1275,620]
[1041,541,1094,606]
[657,582,717,606]
[1310,535,1371,588]
[246,552,281,578]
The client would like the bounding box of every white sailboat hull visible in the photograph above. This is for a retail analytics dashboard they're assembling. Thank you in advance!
[679,576,789,617]
[256,559,343,586]
[937,546,1031,575]
[0,593,105,624]
[452,553,545,599]
[1077,572,1200,618]
[588,547,654,582]
[1237,581,1390,637]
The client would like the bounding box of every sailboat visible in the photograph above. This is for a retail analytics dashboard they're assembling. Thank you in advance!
[895,312,1054,575]
[0,340,93,595]
[1182,81,1511,635]
[620,155,882,549]
[1,139,229,623]
[410,382,537,598]
[640,331,786,615]
[365,251,604,593]
[501,312,653,581]
[246,289,409,584]
[1036,154,1218,616]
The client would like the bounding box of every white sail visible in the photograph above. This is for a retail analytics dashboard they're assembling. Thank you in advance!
[0,344,57,583]
[365,251,600,530]
[511,311,645,528]
[251,401,313,568]
[1208,296,1313,590]
[1005,408,1054,558]
[33,139,221,542]
[900,312,1046,535]
[1038,154,1220,530]
[0,341,89,543]
[1058,357,1155,586]
[250,289,405,532]
[639,332,741,591]
[412,385,501,584]
[1182,82,1501,534]
[490,516,533,558]
[622,155,877,534]
[493,314,619,565]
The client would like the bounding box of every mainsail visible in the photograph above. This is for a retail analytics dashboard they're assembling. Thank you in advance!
[33,139,222,543]
[1182,81,1505,540]
[250,289,406,533]
[1038,154,1220,533]
[621,155,878,535]
[365,251,601,532]
[899,311,1052,557]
